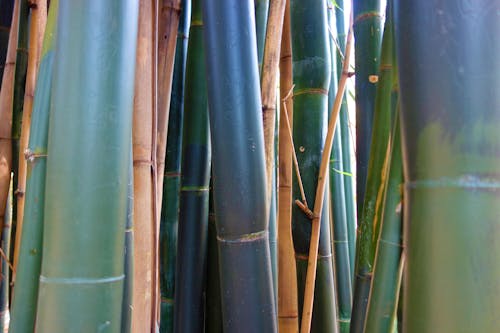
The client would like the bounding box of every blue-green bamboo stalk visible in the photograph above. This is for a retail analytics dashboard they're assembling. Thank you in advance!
[173,0,211,329]
[202,0,277,330]
[34,1,138,331]
[159,0,190,332]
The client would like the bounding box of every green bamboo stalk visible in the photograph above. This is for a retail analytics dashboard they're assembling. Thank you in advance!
[202,0,277,330]
[351,3,395,332]
[34,1,139,331]
[290,1,337,332]
[0,0,14,86]
[327,6,351,333]
[395,1,500,331]
[0,175,12,332]
[121,146,133,333]
[8,1,57,331]
[173,0,211,329]
[364,103,403,333]
[205,181,222,333]
[9,0,28,271]
[353,0,383,216]
[334,0,356,280]
[159,0,190,332]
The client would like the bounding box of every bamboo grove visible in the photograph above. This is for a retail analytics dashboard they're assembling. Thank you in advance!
[0,0,498,332]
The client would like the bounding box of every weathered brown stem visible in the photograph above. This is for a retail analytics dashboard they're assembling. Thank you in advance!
[277,1,299,331]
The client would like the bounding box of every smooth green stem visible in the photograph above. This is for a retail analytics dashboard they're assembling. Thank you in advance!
[34,1,138,331]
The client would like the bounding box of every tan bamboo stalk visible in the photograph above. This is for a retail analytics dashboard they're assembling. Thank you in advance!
[278,1,298,331]
[0,0,18,237]
[132,1,156,332]
[156,0,181,212]
[261,0,285,216]
[300,13,353,333]
[12,0,46,276]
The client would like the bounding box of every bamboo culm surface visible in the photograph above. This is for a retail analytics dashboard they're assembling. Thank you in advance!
[159,0,190,331]
[396,1,500,331]
[173,0,211,330]
[202,0,277,331]
[34,1,139,331]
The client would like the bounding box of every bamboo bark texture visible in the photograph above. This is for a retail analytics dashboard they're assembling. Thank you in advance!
[202,0,277,331]
[395,1,500,331]
[277,1,299,331]
[132,0,155,332]
[34,1,139,331]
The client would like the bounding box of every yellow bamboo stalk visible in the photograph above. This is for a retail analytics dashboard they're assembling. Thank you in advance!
[156,0,181,213]
[300,11,354,333]
[0,0,19,234]
[132,1,156,332]
[277,1,299,331]
[12,0,47,276]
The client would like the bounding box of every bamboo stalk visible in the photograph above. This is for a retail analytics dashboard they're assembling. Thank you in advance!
[132,1,155,332]
[353,0,383,216]
[364,103,403,333]
[327,6,352,333]
[334,0,356,280]
[396,1,500,331]
[10,0,28,253]
[0,0,18,243]
[159,0,190,331]
[34,1,139,331]
[173,0,211,329]
[351,4,395,330]
[254,0,268,74]
[298,4,353,331]
[202,0,277,330]
[8,1,56,331]
[277,1,298,331]
[0,0,14,86]
[12,0,46,279]
[156,0,182,212]
[121,146,133,333]
[260,0,285,306]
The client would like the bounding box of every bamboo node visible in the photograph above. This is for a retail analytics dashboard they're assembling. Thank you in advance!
[294,200,316,220]
[14,188,25,198]
[28,0,37,9]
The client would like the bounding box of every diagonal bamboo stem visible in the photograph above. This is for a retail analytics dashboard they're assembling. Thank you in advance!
[300,9,353,333]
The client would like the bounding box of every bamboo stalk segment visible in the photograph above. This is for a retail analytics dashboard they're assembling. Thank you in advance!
[0,0,18,238]
[295,1,353,330]
[159,0,190,331]
[277,1,298,331]
[156,0,182,211]
[0,175,12,332]
[34,1,139,331]
[12,0,47,278]
[173,0,211,330]
[132,0,155,332]
[202,0,277,330]
[353,0,383,216]
[8,1,56,331]
[351,4,395,331]
[396,1,500,331]
[327,6,352,333]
